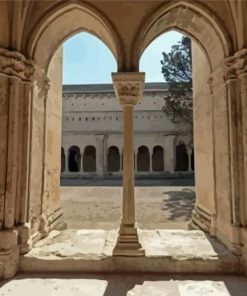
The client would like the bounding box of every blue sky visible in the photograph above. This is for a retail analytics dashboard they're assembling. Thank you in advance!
[63,31,183,84]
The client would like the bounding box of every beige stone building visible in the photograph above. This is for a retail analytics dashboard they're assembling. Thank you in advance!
[61,83,193,179]
[0,0,247,280]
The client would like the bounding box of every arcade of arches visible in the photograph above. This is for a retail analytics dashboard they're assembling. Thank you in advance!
[61,143,193,175]
[0,0,247,280]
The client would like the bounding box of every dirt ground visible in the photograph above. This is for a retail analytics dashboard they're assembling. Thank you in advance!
[60,184,195,230]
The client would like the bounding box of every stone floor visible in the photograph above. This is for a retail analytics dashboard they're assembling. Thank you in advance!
[20,229,240,274]
[7,182,245,295]
[1,274,247,296]
[60,185,195,229]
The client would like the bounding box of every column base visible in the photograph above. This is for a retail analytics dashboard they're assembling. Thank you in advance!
[0,229,19,279]
[113,224,145,257]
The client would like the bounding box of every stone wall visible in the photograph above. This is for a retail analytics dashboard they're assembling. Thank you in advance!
[191,42,216,233]
[61,84,193,177]
[42,47,63,231]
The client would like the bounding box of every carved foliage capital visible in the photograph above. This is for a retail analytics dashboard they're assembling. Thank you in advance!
[223,49,247,81]
[0,48,34,82]
[112,72,145,106]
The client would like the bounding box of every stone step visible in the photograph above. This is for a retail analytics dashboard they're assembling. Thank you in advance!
[20,229,242,274]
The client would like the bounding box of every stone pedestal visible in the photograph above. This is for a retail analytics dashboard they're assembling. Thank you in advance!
[112,72,145,256]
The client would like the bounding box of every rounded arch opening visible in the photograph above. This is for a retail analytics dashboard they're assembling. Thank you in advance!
[68,145,81,172]
[175,141,189,172]
[137,146,150,172]
[107,146,120,172]
[83,145,96,172]
[152,146,164,172]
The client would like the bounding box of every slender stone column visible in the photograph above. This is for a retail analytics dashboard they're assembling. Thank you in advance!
[64,148,69,173]
[80,151,83,174]
[149,148,153,172]
[224,49,247,226]
[187,146,192,172]
[112,72,145,256]
[96,135,104,176]
[103,135,108,173]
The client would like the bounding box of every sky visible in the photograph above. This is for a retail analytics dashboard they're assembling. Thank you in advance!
[63,31,183,85]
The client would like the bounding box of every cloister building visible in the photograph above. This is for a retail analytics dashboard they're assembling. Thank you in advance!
[0,0,247,281]
[61,83,193,178]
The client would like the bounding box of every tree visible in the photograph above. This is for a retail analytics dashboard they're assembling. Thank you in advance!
[160,36,193,127]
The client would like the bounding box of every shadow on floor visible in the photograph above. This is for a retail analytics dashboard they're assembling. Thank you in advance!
[60,175,195,187]
[162,188,195,221]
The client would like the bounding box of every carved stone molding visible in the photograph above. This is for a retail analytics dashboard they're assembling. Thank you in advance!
[223,49,247,81]
[208,64,226,93]
[112,72,145,106]
[0,48,34,82]
[207,77,214,95]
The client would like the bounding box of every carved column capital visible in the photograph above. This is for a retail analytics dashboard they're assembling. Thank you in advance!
[223,57,238,83]
[223,49,247,81]
[0,48,34,82]
[112,72,145,106]
[233,48,247,77]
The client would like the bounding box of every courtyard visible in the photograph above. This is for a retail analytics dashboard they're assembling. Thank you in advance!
[0,1,247,294]
[60,179,195,230]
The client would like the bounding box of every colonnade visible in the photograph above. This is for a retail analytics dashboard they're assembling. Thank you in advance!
[61,143,194,176]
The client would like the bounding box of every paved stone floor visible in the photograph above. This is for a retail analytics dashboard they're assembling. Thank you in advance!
[25,229,230,260]
[1,274,247,296]
[20,229,240,274]
[60,185,195,230]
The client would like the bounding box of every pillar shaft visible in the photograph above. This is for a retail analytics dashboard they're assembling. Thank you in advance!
[122,105,135,225]
[112,72,145,256]
[64,149,69,173]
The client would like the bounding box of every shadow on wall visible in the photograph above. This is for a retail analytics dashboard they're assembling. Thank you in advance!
[162,188,195,221]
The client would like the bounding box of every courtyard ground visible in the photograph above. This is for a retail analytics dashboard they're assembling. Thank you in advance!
[60,179,195,230]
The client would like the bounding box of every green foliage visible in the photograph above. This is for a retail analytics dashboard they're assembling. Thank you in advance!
[161,36,193,126]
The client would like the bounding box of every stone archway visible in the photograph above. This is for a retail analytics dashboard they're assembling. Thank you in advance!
[83,146,96,172]
[152,146,164,172]
[133,1,241,254]
[68,146,81,172]
[175,142,189,172]
[107,146,120,172]
[137,146,150,172]
[25,2,123,72]
[1,0,247,280]
[15,2,121,252]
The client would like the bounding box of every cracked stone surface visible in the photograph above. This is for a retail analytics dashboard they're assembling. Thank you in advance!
[1,275,247,296]
[26,229,232,260]
[139,230,230,259]
[30,229,118,259]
